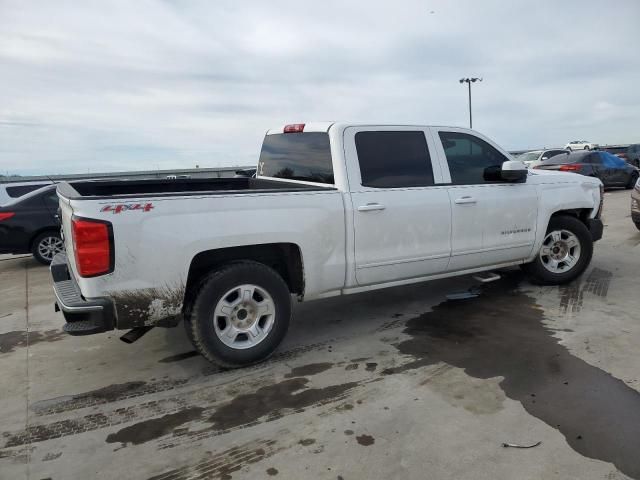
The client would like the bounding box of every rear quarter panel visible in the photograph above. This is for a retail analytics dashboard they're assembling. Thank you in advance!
[66,190,346,326]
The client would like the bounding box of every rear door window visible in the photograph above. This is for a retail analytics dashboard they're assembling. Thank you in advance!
[6,184,49,198]
[438,131,508,184]
[258,132,333,184]
[588,153,603,164]
[605,153,627,167]
[354,131,434,188]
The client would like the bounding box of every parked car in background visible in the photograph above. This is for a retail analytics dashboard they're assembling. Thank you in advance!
[0,180,54,206]
[0,185,63,264]
[517,149,569,167]
[564,140,599,151]
[234,168,257,178]
[632,178,640,231]
[534,150,639,189]
[626,144,640,167]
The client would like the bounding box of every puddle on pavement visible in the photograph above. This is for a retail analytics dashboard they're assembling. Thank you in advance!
[394,271,640,479]
[284,362,333,378]
[106,407,204,445]
[0,329,66,354]
[209,378,359,431]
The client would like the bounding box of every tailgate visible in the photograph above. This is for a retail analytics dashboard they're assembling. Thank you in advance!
[57,192,78,279]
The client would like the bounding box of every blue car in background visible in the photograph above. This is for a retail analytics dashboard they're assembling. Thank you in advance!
[535,150,639,189]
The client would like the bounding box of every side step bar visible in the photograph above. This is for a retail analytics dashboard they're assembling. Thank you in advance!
[472,271,501,283]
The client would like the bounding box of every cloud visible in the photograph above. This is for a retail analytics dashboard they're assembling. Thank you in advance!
[0,0,639,174]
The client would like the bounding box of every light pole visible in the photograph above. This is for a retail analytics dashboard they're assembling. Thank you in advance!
[459,77,482,129]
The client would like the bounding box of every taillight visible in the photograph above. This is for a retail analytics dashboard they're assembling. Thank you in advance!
[71,217,113,277]
[596,184,604,218]
[559,164,581,171]
[0,212,15,221]
[283,123,305,133]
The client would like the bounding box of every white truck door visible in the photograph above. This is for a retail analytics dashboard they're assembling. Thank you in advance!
[432,128,538,271]
[343,127,451,286]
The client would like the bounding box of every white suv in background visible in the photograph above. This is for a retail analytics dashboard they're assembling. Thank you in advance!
[564,140,599,151]
[517,149,569,167]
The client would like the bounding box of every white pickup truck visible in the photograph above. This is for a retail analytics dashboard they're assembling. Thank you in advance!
[51,123,604,367]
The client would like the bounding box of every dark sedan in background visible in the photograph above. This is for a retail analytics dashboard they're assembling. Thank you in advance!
[632,178,640,231]
[0,185,63,264]
[534,150,639,189]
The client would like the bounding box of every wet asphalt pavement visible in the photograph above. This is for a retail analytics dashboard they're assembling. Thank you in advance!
[1,189,639,480]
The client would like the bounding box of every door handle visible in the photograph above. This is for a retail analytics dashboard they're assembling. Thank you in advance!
[358,203,386,212]
[454,196,477,205]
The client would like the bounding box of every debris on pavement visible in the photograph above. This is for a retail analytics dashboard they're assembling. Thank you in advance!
[501,441,542,449]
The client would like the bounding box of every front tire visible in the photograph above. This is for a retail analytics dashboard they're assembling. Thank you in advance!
[626,172,638,190]
[522,215,593,285]
[635,222,640,232]
[32,231,64,265]
[188,261,291,368]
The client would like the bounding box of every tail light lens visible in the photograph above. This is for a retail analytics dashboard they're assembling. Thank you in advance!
[71,217,113,277]
[0,212,15,221]
[596,184,604,218]
[559,164,581,171]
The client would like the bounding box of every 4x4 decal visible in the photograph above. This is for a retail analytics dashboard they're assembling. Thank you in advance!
[101,203,154,214]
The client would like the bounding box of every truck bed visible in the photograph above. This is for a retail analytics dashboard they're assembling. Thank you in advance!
[57,177,334,200]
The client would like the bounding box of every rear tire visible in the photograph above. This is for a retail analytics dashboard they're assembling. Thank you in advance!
[584,145,590,151]
[32,231,63,265]
[522,215,593,285]
[183,317,195,346]
[188,261,291,368]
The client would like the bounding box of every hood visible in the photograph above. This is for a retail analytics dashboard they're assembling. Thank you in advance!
[527,168,602,186]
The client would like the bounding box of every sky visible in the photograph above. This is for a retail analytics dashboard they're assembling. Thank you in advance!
[1,0,639,176]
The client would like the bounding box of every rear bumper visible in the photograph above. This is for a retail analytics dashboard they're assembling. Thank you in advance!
[51,253,115,335]
[586,218,603,242]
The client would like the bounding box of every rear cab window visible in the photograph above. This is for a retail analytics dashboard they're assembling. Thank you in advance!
[258,132,334,184]
[354,131,434,188]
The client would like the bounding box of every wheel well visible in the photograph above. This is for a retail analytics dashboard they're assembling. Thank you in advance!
[29,227,60,250]
[550,208,591,224]
[184,243,304,309]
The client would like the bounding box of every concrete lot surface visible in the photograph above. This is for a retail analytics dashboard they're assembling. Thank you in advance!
[1,189,639,480]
